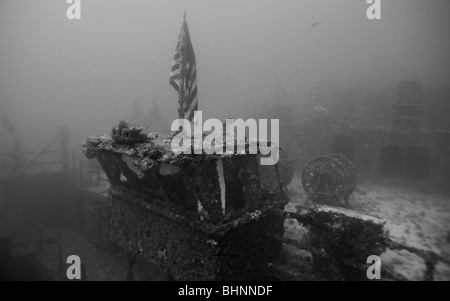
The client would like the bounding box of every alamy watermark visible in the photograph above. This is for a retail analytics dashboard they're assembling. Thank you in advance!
[66,255,82,280]
[66,0,81,20]
[66,1,381,21]
[367,0,381,20]
[366,255,381,280]
[170,111,280,166]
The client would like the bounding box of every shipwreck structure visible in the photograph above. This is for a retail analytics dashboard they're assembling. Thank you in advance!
[270,80,450,191]
[82,123,287,280]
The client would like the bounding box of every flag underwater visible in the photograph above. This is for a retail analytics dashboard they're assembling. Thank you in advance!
[169,12,198,121]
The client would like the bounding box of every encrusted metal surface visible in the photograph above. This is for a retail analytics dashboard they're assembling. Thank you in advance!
[82,123,287,280]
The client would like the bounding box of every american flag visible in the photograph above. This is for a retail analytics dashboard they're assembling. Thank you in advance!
[169,12,198,121]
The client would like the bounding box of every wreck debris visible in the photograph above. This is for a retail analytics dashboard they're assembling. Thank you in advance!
[386,238,450,281]
[301,153,356,207]
[286,203,450,281]
[290,205,387,280]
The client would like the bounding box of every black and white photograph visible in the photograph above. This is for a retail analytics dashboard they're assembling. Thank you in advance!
[0,0,449,284]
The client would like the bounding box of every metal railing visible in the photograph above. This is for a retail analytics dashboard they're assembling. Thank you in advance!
[0,128,70,177]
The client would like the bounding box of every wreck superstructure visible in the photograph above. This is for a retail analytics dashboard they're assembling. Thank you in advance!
[82,124,287,280]
[273,81,450,190]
